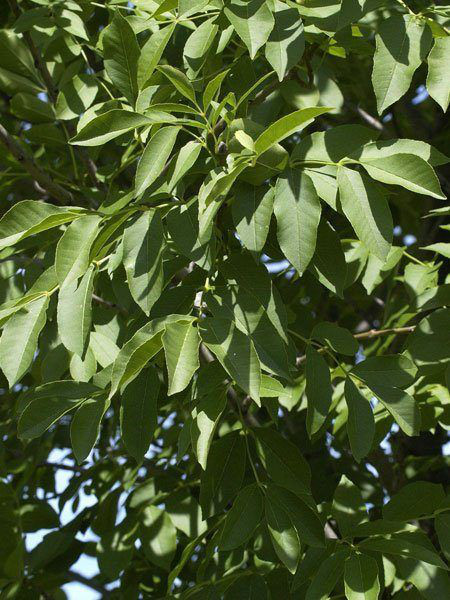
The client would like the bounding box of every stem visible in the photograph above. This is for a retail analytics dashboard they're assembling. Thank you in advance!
[403,250,427,266]
[0,123,74,205]
[237,401,262,488]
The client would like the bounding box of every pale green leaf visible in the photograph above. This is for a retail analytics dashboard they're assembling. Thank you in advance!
[103,11,140,105]
[135,126,180,196]
[265,1,304,81]
[57,265,95,357]
[232,183,274,254]
[199,317,261,404]
[274,170,321,275]
[140,506,176,570]
[254,107,331,155]
[360,154,445,199]
[0,201,80,251]
[265,492,301,574]
[191,388,226,469]
[427,36,450,111]
[372,14,432,114]
[332,475,368,538]
[138,23,175,89]
[337,167,392,261]
[163,320,200,395]
[122,210,164,315]
[224,0,274,59]
[0,295,49,388]
[55,215,101,286]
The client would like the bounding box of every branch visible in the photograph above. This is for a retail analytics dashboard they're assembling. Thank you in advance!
[353,326,415,340]
[8,0,101,190]
[296,326,415,365]
[0,123,74,204]
[67,571,111,597]
[92,293,128,316]
[345,101,386,132]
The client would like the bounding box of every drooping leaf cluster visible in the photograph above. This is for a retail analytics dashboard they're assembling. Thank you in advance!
[0,0,449,598]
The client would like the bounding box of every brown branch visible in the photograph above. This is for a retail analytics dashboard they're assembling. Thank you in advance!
[92,293,128,316]
[0,123,74,204]
[296,326,415,365]
[67,571,111,597]
[8,0,101,191]
[345,101,386,132]
[353,325,415,340]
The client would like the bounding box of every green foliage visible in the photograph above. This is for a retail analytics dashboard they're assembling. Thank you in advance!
[0,1,448,598]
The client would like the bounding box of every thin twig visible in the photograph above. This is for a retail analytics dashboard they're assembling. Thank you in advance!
[92,293,128,316]
[0,123,74,204]
[296,326,415,365]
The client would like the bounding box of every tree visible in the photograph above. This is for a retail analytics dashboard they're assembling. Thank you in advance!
[0,0,449,597]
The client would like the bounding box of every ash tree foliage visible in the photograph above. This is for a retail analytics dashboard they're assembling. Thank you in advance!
[0,0,450,599]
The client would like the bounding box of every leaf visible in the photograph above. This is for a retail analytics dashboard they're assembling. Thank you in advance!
[265,491,301,573]
[427,36,450,112]
[203,69,229,109]
[10,92,55,123]
[360,154,445,199]
[266,485,325,548]
[224,0,274,60]
[157,65,196,104]
[57,265,95,357]
[274,170,321,275]
[407,308,450,368]
[166,198,214,270]
[135,126,180,196]
[103,11,140,105]
[312,322,358,356]
[332,475,368,538]
[337,166,392,261]
[292,124,378,164]
[351,355,417,389]
[372,14,432,114]
[70,396,109,464]
[232,183,274,254]
[436,513,450,560]
[254,427,311,497]
[309,220,347,297]
[55,215,101,286]
[18,395,84,440]
[56,74,98,120]
[199,432,246,518]
[358,535,448,570]
[191,388,227,469]
[138,23,175,89]
[345,378,375,462]
[383,482,445,522]
[122,210,164,315]
[344,553,380,600]
[305,548,350,600]
[140,506,176,570]
[184,18,218,77]
[219,483,264,551]
[305,345,332,436]
[167,140,202,192]
[120,367,160,463]
[110,317,181,396]
[163,320,200,395]
[254,107,331,155]
[70,109,174,146]
[199,317,261,404]
[208,252,292,378]
[351,138,449,166]
[265,1,305,81]
[178,0,209,17]
[0,201,80,251]
[371,384,421,437]
[0,295,49,388]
